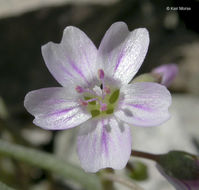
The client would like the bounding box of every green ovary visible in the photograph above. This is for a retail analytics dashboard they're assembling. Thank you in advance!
[84,89,120,118]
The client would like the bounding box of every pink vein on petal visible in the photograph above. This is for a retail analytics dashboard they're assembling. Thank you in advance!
[45,112,81,130]
[47,106,78,117]
[68,59,90,85]
[46,99,75,104]
[101,119,108,156]
[81,49,91,68]
[126,103,154,112]
[59,64,74,78]
[113,50,124,74]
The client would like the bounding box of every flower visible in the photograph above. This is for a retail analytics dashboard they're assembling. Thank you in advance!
[24,22,171,172]
[152,64,178,87]
[132,64,178,87]
[157,151,199,190]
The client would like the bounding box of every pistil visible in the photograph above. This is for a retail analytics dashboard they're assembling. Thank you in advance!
[98,69,108,99]
[76,69,120,118]
[99,102,107,111]
[98,69,105,80]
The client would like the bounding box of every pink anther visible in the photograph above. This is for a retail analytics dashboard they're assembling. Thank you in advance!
[104,86,111,94]
[80,98,98,106]
[100,103,107,111]
[75,86,84,93]
[80,100,88,106]
[98,69,105,80]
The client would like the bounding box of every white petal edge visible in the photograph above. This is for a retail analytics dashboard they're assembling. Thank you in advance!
[42,26,98,88]
[77,117,132,172]
[24,87,91,130]
[114,82,171,127]
[99,22,149,84]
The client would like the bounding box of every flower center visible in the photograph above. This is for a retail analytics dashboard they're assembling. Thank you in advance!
[75,69,120,118]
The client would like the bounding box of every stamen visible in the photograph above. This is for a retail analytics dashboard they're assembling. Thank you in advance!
[76,69,119,117]
[98,69,106,99]
[86,98,98,103]
[76,86,97,96]
[80,100,88,106]
[100,104,107,111]
[75,86,84,93]
[98,69,104,80]
[104,86,111,94]
[99,101,107,111]
[80,98,98,106]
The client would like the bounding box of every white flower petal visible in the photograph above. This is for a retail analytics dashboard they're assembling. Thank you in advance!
[115,82,171,127]
[99,22,149,84]
[42,26,98,87]
[24,87,91,130]
[77,117,132,172]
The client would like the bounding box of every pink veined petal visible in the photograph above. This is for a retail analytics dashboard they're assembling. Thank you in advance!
[152,64,178,87]
[115,82,171,127]
[77,117,132,172]
[24,87,91,130]
[99,22,149,85]
[42,26,98,88]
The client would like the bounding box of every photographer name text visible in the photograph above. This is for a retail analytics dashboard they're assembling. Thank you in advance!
[166,6,191,11]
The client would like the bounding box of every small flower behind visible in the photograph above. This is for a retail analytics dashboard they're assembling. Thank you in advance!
[152,64,178,87]
[133,63,178,86]
[24,22,171,172]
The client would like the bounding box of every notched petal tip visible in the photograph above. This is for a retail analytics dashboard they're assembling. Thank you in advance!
[24,90,38,114]
[41,26,85,56]
[63,25,80,34]
[134,27,150,46]
[100,24,150,84]
[41,41,54,58]
[41,24,98,87]
[108,21,129,31]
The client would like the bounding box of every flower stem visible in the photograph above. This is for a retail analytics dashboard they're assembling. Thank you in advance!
[100,169,115,190]
[0,139,102,190]
[131,150,160,162]
[102,173,144,190]
[0,181,15,190]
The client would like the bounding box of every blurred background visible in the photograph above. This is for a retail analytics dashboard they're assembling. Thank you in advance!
[0,0,199,190]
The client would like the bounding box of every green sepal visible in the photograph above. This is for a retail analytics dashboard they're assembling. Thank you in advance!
[127,161,148,181]
[131,73,158,83]
[158,151,199,180]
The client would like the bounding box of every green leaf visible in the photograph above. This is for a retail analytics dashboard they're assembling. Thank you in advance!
[0,181,15,190]
[0,139,102,190]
